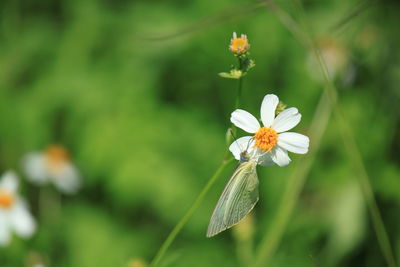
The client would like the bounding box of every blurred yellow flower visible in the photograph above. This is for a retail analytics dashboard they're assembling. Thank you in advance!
[127,258,148,267]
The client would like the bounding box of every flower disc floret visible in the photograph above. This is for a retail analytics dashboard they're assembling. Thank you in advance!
[254,127,278,151]
[0,190,13,209]
[230,32,250,54]
[46,145,69,173]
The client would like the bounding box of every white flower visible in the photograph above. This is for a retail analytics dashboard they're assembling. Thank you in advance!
[229,94,309,167]
[307,37,350,81]
[22,145,81,194]
[0,171,36,246]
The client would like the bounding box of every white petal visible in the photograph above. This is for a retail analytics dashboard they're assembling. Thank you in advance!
[271,147,291,167]
[52,163,81,194]
[272,107,301,133]
[231,109,260,133]
[10,200,36,238]
[229,136,255,160]
[260,94,279,127]
[0,211,11,246]
[22,153,49,184]
[257,152,275,166]
[0,171,19,194]
[278,132,309,154]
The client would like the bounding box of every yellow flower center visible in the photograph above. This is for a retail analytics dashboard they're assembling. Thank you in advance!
[253,127,278,151]
[0,190,14,209]
[45,145,69,175]
[230,36,249,54]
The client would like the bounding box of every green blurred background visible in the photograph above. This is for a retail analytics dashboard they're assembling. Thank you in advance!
[0,0,399,266]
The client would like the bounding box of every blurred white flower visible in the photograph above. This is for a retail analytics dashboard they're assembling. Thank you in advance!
[22,145,81,194]
[0,171,36,246]
[307,37,352,83]
[229,94,309,167]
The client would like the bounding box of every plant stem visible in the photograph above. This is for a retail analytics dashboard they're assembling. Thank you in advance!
[39,186,62,225]
[225,67,244,161]
[254,87,335,267]
[313,31,397,267]
[297,1,396,265]
[151,46,250,266]
[335,106,397,267]
[235,77,244,110]
[150,158,234,266]
[255,1,396,266]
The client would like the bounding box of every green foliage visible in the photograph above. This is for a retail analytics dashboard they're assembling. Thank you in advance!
[0,0,399,266]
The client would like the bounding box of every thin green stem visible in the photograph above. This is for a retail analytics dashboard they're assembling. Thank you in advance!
[151,51,248,265]
[259,0,309,46]
[254,1,396,266]
[151,42,249,266]
[235,77,244,110]
[335,106,397,267]
[254,86,335,267]
[298,1,396,265]
[225,74,244,160]
[234,55,245,111]
[313,36,397,267]
[230,76,243,140]
[150,158,234,266]
[39,186,62,225]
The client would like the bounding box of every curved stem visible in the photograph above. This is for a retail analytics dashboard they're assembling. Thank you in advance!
[150,158,234,266]
[313,33,396,267]
[255,1,396,266]
[300,1,396,265]
[151,36,247,267]
[254,88,334,267]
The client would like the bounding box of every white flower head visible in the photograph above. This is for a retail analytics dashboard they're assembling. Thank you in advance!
[229,94,309,167]
[307,37,349,81]
[0,171,36,246]
[22,145,81,194]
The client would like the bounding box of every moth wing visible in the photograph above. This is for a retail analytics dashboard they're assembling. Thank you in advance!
[206,161,259,237]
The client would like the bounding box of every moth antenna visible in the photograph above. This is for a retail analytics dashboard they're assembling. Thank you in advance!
[245,137,254,152]
[229,129,244,152]
[230,128,254,154]
[228,128,238,140]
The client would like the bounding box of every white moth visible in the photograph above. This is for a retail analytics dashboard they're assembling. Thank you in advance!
[207,149,259,237]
